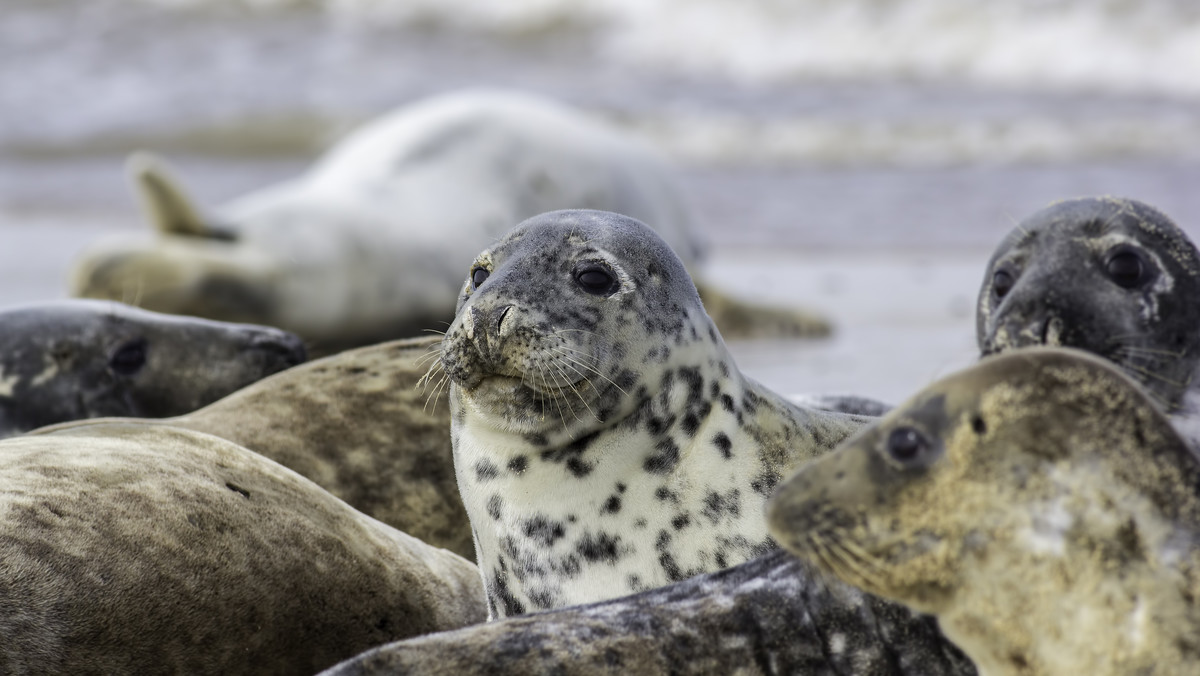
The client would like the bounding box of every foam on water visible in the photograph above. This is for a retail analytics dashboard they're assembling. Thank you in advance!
[125,0,1200,98]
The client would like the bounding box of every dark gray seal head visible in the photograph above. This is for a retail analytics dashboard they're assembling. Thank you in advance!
[976,196,1200,417]
[439,209,868,618]
[768,348,1200,676]
[0,300,306,437]
[319,549,975,676]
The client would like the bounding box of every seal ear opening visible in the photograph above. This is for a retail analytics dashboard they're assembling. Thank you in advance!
[126,152,237,242]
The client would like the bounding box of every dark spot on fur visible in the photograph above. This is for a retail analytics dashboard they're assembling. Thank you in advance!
[491,569,525,617]
[474,460,500,482]
[671,513,691,530]
[617,483,627,493]
[682,413,700,436]
[522,516,566,547]
[701,489,741,524]
[487,495,504,520]
[655,486,680,503]
[567,457,594,478]
[750,470,781,497]
[713,432,733,459]
[507,456,528,473]
[602,495,622,514]
[576,532,624,563]
[720,394,735,412]
[644,438,680,474]
[634,518,648,529]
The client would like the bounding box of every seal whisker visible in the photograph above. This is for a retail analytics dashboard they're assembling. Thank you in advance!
[547,347,629,396]
[549,359,602,423]
[1121,362,1189,389]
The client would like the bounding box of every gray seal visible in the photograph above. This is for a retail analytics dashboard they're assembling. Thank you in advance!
[440,209,868,618]
[37,335,473,560]
[975,196,1200,435]
[70,89,829,352]
[319,549,975,676]
[0,299,305,437]
[1,422,485,675]
[768,348,1200,676]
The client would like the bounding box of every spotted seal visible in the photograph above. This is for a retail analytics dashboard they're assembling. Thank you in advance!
[976,196,1200,442]
[70,89,828,352]
[0,299,305,438]
[37,334,473,560]
[319,549,975,676]
[767,348,1200,676]
[439,209,868,618]
[0,422,485,675]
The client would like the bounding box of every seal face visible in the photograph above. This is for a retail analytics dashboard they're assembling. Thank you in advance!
[440,209,867,618]
[767,348,1200,676]
[976,196,1200,418]
[0,300,305,437]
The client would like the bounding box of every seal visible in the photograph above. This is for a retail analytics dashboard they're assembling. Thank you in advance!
[975,196,1200,440]
[767,348,1200,676]
[38,334,474,561]
[0,299,305,438]
[70,89,828,352]
[318,549,975,676]
[0,422,485,675]
[439,209,869,618]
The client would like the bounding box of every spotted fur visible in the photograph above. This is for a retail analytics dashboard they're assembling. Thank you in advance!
[440,210,869,618]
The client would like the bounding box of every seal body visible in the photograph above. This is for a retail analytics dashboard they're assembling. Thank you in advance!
[975,196,1200,441]
[442,210,867,618]
[319,549,975,676]
[70,90,827,349]
[768,348,1200,676]
[0,300,304,438]
[0,422,485,675]
[37,334,473,561]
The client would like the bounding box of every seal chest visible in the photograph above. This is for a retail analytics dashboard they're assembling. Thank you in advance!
[440,209,867,618]
[767,348,1200,676]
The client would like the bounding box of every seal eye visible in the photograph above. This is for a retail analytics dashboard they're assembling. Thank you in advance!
[471,267,490,289]
[1105,250,1149,289]
[574,265,618,296]
[992,269,1014,299]
[109,339,147,376]
[885,427,929,464]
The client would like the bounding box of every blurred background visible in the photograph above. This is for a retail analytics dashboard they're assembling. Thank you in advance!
[3,0,1199,402]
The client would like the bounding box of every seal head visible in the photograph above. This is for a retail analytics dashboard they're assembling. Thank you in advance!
[976,196,1200,413]
[0,300,305,437]
[768,348,1200,675]
[442,209,866,618]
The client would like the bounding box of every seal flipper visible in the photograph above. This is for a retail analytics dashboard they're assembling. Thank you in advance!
[695,280,832,340]
[126,152,237,241]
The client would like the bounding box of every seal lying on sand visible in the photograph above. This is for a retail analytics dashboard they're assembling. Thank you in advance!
[0,299,304,438]
[768,348,1200,676]
[71,89,828,351]
[976,196,1200,441]
[319,549,975,676]
[0,422,484,675]
[35,335,474,560]
[441,210,868,618]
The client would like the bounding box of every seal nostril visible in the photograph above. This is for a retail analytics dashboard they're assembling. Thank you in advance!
[252,332,308,369]
[496,305,513,332]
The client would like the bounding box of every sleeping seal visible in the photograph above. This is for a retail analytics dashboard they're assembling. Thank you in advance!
[69,89,828,351]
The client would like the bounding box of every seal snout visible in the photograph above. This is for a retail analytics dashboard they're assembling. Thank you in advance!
[249,330,308,371]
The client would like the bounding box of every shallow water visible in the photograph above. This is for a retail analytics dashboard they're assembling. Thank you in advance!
[3,0,1200,402]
